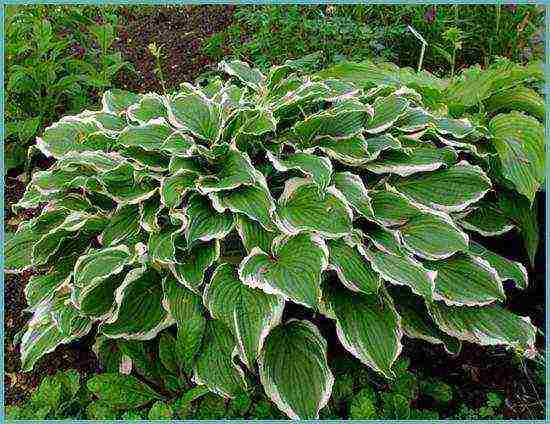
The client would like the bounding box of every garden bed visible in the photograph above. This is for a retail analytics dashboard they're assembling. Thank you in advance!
[4,4,545,420]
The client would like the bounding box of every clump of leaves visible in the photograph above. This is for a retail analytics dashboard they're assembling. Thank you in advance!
[7,56,543,419]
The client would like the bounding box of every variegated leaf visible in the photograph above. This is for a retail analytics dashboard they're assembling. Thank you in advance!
[101,268,174,339]
[398,212,468,260]
[390,161,492,212]
[210,184,276,231]
[276,178,353,238]
[327,285,402,378]
[469,242,528,290]
[193,320,247,398]
[428,302,536,357]
[170,240,220,293]
[185,194,234,246]
[430,254,505,306]
[167,87,222,142]
[239,233,328,308]
[327,238,380,294]
[204,263,284,369]
[332,172,374,218]
[258,320,333,419]
[366,94,409,134]
[364,146,457,177]
[234,215,276,254]
[267,151,333,194]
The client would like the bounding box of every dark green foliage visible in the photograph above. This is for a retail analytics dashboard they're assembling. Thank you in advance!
[6,354,515,420]
[5,5,130,173]
[202,5,543,74]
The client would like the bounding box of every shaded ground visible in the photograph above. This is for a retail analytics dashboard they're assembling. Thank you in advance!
[4,6,545,419]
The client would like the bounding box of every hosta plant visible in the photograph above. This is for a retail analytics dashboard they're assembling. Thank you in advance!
[7,58,543,419]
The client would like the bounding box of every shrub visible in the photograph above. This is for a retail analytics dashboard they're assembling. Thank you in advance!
[7,57,543,419]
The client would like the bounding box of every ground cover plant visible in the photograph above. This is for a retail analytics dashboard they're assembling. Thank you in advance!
[8,356,514,420]
[5,55,544,420]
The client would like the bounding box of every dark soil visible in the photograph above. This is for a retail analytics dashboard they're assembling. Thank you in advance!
[114,5,235,93]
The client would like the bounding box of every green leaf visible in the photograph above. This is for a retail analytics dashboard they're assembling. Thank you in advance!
[193,320,247,398]
[469,242,528,290]
[382,393,410,419]
[87,373,162,409]
[163,278,206,371]
[167,86,222,142]
[100,268,174,339]
[267,151,333,194]
[276,178,353,238]
[101,205,141,247]
[259,320,333,419]
[428,302,537,357]
[235,215,276,254]
[220,60,266,91]
[366,94,409,134]
[398,212,468,260]
[489,112,544,202]
[484,86,544,120]
[239,233,328,308]
[204,263,284,369]
[497,191,539,267]
[159,332,179,374]
[366,243,435,300]
[391,161,492,212]
[332,172,374,218]
[185,193,234,246]
[86,401,118,420]
[210,184,276,231]
[327,285,402,379]
[365,146,457,177]
[327,238,380,294]
[430,254,505,306]
[148,401,173,420]
[170,239,220,292]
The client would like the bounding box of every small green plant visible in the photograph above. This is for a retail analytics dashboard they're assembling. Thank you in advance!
[433,27,464,79]
[5,5,131,173]
[453,392,504,419]
[7,58,542,419]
